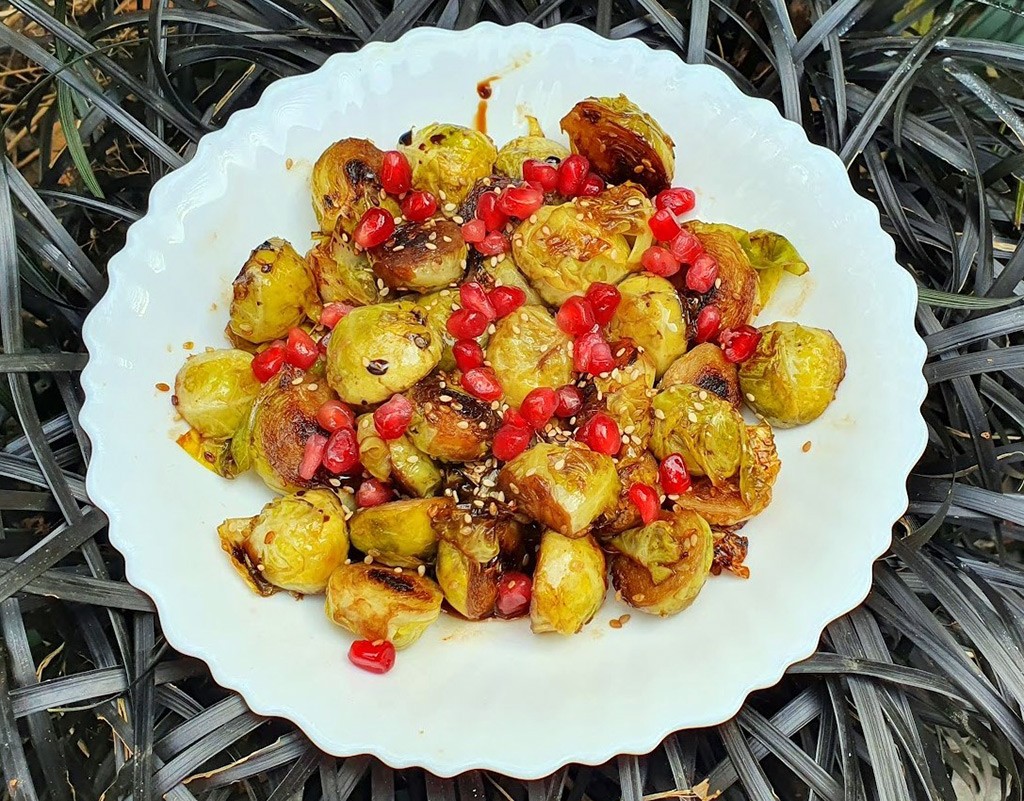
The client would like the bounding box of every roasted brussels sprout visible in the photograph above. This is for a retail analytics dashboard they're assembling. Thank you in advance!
[660,343,741,408]
[176,428,245,478]
[681,222,759,331]
[173,349,261,439]
[402,124,497,205]
[498,443,620,536]
[560,95,675,195]
[406,373,499,462]
[306,227,379,306]
[355,413,441,497]
[651,384,745,487]
[312,138,398,235]
[218,489,349,595]
[456,175,515,222]
[583,343,657,461]
[738,322,846,427]
[228,239,319,344]
[594,452,660,537]
[605,274,688,376]
[369,219,467,293]
[494,116,570,178]
[485,305,573,408]
[326,301,441,405]
[531,530,606,635]
[348,497,452,567]
[465,257,545,306]
[325,562,442,649]
[609,511,713,616]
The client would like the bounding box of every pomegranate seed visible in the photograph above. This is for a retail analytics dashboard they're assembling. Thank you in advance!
[655,187,696,216]
[648,208,681,242]
[556,295,596,336]
[659,453,692,495]
[495,572,532,618]
[520,387,558,429]
[489,286,526,318]
[640,245,681,278]
[298,433,327,481]
[586,282,621,325]
[497,185,545,219]
[373,394,412,440]
[686,253,719,294]
[460,282,496,320]
[557,154,590,197]
[320,303,353,329]
[628,483,661,525]
[503,408,530,429]
[579,173,605,196]
[317,399,355,432]
[251,343,285,382]
[461,367,503,401]
[322,427,360,474]
[348,639,396,674]
[574,331,615,375]
[554,384,583,418]
[380,150,412,195]
[446,308,489,339]
[353,207,395,249]
[720,325,762,363]
[492,423,532,461]
[461,219,487,244]
[477,192,507,231]
[522,159,558,192]
[453,339,485,372]
[695,305,722,343]
[668,229,704,264]
[576,412,621,456]
[401,190,437,223]
[285,328,319,370]
[475,231,509,256]
[357,478,393,507]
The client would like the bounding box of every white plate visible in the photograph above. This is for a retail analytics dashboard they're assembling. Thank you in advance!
[80,22,927,779]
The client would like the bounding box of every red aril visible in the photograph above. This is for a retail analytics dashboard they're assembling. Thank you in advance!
[520,387,558,430]
[574,331,615,375]
[686,253,719,294]
[668,229,703,264]
[348,639,395,674]
[492,423,532,461]
[298,433,327,480]
[453,339,485,372]
[554,384,583,418]
[557,154,590,197]
[475,231,509,256]
[461,367,503,401]
[522,159,558,192]
[556,295,596,336]
[648,208,681,242]
[251,343,285,382]
[285,328,319,369]
[579,173,605,196]
[460,282,496,320]
[497,185,544,219]
[322,427,360,474]
[380,150,412,195]
[489,285,526,318]
[576,412,621,456]
[477,192,507,231]
[640,245,681,277]
[503,408,530,429]
[655,187,696,216]
[659,453,692,495]
[695,305,722,344]
[357,478,393,507]
[317,399,355,432]
[320,303,353,329]
[373,394,412,440]
[401,190,437,223]
[586,282,621,325]
[461,219,487,244]
[628,483,660,524]
[446,308,489,339]
[353,207,395,249]
[720,325,762,363]
[495,572,532,618]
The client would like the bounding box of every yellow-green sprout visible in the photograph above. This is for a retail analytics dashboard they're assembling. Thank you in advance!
[174,349,260,439]
[530,530,606,635]
[402,123,497,205]
[228,238,319,344]
[311,137,399,235]
[348,497,452,567]
[485,305,572,408]
[494,116,570,178]
[605,273,688,376]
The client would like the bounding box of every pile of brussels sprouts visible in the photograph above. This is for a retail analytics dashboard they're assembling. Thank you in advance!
[170,95,847,673]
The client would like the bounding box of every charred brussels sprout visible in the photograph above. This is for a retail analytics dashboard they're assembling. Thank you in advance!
[355,414,441,497]
[218,489,349,595]
[485,305,572,408]
[498,443,620,536]
[228,239,319,344]
[174,349,260,439]
[739,322,846,427]
[406,373,499,462]
[348,497,452,567]
[402,124,497,205]
[325,563,442,649]
[681,222,759,331]
[560,95,675,195]
[306,227,379,306]
[312,138,398,235]
[326,301,441,405]
[495,116,570,178]
[594,452,660,537]
[369,219,467,293]
[651,384,745,487]
[609,511,713,616]
[585,345,657,460]
[661,344,741,408]
[606,274,688,376]
[531,530,606,635]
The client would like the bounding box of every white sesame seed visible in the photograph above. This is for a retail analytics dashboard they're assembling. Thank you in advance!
[714,278,722,289]
[443,235,453,243]
[627,198,642,206]
[478,421,488,429]
[512,325,521,335]
[693,402,704,411]
[418,564,426,576]
[699,390,709,401]
[428,232,437,241]
[746,392,756,402]
[438,190,447,200]
[487,323,497,335]
[687,412,698,423]
[541,226,551,236]
[364,555,373,564]
[457,421,470,429]
[529,214,538,223]
[291,377,303,385]
[444,203,457,212]
[329,478,341,487]
[453,215,465,224]
[393,244,405,252]
[425,242,438,251]
[380,287,390,296]
[575,213,585,221]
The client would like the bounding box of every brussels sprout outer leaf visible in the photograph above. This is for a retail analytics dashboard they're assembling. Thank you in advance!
[530,531,607,635]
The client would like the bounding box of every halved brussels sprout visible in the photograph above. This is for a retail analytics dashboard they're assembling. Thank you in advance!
[228,239,319,344]
[218,489,349,595]
[176,428,245,478]
[312,138,398,235]
[369,219,467,293]
[605,274,688,376]
[681,222,759,331]
[326,301,441,405]
[325,562,442,649]
[402,124,498,205]
[651,384,745,487]
[465,256,545,306]
[306,227,379,306]
[560,95,675,195]
[497,443,620,536]
[485,305,573,408]
[406,373,499,462]
[738,322,846,427]
[355,413,441,497]
[593,452,660,537]
[609,511,713,616]
[348,497,452,567]
[174,349,261,439]
[531,530,606,635]
[660,343,741,408]
[495,116,570,178]
[582,343,657,461]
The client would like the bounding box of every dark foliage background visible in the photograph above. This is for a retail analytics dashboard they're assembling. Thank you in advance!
[2,0,1024,798]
